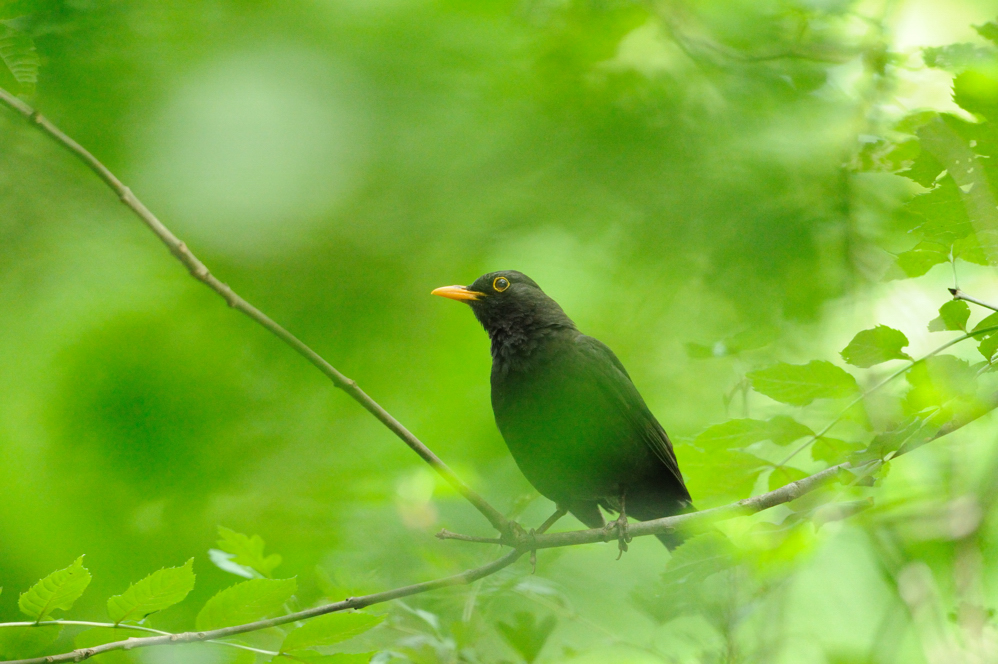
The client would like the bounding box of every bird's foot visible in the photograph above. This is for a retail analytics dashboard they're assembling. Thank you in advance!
[604,512,631,559]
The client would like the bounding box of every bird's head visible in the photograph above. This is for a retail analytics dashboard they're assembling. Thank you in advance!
[432,270,575,338]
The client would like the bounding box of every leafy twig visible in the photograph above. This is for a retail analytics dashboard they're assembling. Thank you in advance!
[777,323,998,467]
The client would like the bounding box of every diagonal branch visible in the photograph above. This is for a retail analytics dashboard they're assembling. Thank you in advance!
[0,86,508,535]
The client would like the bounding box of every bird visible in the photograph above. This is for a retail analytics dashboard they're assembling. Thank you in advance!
[432,270,692,549]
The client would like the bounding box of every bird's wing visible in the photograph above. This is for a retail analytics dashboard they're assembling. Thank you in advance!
[575,335,689,495]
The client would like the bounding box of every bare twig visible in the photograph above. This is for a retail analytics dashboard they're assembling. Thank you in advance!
[951,289,998,314]
[0,86,509,535]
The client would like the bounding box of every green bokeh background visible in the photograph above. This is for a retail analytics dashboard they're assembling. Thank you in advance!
[3,1,998,662]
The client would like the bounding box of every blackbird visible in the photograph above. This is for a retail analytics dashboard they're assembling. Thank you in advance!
[433,270,692,549]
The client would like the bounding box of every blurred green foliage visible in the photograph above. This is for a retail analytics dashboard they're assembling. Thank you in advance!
[4,0,998,662]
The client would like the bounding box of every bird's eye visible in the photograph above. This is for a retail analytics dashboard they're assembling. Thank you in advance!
[493,277,510,292]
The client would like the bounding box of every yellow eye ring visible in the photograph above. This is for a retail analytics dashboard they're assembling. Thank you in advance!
[493,277,510,292]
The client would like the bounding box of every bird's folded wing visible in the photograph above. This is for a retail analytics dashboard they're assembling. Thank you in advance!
[575,335,689,493]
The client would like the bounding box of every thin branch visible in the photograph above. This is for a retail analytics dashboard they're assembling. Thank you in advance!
[0,621,278,657]
[951,289,998,314]
[0,550,526,664]
[0,86,508,536]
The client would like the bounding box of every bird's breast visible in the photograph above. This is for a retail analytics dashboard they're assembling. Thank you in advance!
[490,344,645,502]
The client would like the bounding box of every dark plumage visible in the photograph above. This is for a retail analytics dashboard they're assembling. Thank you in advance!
[433,270,693,548]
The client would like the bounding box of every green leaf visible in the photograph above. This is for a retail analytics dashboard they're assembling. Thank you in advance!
[107,559,196,625]
[811,437,863,464]
[195,578,297,631]
[767,466,810,492]
[972,312,998,334]
[281,612,384,653]
[904,355,977,415]
[631,532,736,624]
[0,23,38,91]
[891,244,949,279]
[922,44,996,72]
[972,311,998,356]
[954,67,998,121]
[841,326,912,367]
[677,445,767,504]
[273,652,374,663]
[981,334,998,361]
[907,180,975,245]
[19,557,92,621]
[747,361,858,406]
[216,527,282,578]
[976,21,998,45]
[851,418,936,464]
[0,626,62,659]
[496,612,556,664]
[928,300,970,332]
[693,416,812,451]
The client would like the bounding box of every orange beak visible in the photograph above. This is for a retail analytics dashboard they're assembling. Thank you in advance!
[431,285,484,302]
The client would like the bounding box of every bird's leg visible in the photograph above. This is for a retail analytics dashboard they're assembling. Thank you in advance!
[604,490,632,559]
[528,506,568,573]
[536,506,569,534]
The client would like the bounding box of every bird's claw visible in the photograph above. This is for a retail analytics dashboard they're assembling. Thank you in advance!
[605,512,631,559]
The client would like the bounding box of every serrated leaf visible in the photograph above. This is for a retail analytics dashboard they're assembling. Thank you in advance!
[892,244,949,279]
[747,361,858,406]
[281,612,384,653]
[975,21,998,45]
[19,557,91,621]
[841,326,912,368]
[811,437,864,464]
[904,355,977,415]
[851,418,936,464]
[0,626,62,659]
[768,466,810,492]
[273,653,373,664]
[195,578,296,631]
[496,612,556,664]
[923,43,996,72]
[980,333,998,361]
[954,67,998,121]
[216,527,281,578]
[906,180,975,245]
[928,300,970,332]
[107,559,196,625]
[693,416,812,451]
[0,23,37,90]
[973,312,998,334]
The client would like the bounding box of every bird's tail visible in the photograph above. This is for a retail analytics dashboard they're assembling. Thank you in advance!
[654,530,686,550]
